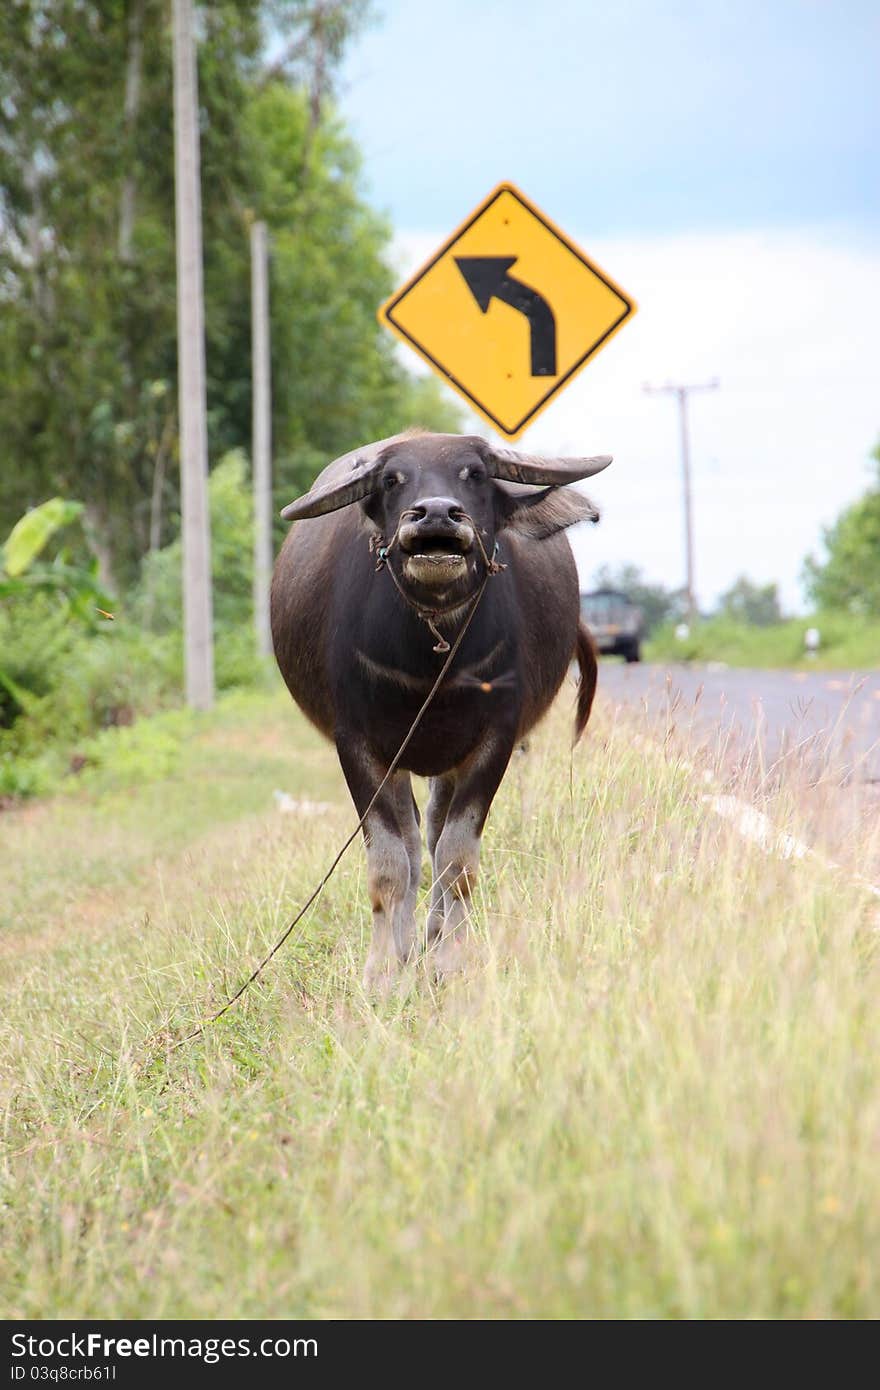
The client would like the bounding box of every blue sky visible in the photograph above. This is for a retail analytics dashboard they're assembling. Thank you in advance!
[341,0,879,242]
[337,3,880,611]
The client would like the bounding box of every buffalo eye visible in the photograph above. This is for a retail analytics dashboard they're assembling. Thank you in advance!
[460,465,487,483]
[383,472,401,491]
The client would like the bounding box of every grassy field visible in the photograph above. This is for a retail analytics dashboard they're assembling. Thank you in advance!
[646,612,880,669]
[1,682,878,1319]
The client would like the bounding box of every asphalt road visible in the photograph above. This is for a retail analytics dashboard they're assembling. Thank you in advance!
[596,661,880,785]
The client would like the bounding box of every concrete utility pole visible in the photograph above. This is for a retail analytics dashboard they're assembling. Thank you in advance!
[250,220,273,656]
[173,0,214,709]
[643,379,719,622]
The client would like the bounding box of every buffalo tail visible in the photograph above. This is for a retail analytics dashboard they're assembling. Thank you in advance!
[574,621,598,743]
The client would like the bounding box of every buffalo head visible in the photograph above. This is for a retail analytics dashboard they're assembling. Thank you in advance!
[280,432,611,610]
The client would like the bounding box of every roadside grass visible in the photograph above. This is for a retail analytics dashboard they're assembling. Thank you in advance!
[0,688,337,945]
[1,685,878,1318]
[646,612,880,669]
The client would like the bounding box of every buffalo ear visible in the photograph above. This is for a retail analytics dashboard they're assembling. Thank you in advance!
[280,455,385,520]
[279,431,414,521]
[494,482,600,539]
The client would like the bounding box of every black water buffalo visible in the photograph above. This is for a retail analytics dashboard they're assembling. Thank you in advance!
[270,431,610,988]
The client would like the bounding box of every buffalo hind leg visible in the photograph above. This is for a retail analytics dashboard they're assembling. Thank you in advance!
[428,736,514,978]
[336,733,419,992]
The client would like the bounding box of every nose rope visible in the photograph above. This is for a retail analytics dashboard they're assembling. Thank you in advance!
[369,510,506,653]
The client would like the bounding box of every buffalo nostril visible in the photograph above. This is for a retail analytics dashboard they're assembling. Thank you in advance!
[413,497,466,524]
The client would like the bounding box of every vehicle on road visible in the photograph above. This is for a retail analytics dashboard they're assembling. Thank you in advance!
[580,587,643,662]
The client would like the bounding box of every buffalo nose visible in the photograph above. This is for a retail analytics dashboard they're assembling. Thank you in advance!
[410,497,465,525]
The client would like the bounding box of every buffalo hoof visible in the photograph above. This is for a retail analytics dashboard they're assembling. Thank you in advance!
[362,952,414,999]
[362,948,396,993]
[429,930,470,982]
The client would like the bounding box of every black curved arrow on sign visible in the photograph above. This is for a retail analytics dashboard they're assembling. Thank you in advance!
[454,255,557,376]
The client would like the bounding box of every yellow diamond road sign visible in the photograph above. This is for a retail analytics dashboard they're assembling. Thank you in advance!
[378,182,636,441]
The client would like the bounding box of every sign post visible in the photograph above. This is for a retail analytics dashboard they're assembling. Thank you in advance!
[250,219,273,657]
[172,0,214,709]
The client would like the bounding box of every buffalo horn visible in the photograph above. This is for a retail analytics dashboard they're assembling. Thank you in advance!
[480,443,613,487]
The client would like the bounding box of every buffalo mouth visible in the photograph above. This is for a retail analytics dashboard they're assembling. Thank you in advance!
[402,549,470,585]
[399,523,475,586]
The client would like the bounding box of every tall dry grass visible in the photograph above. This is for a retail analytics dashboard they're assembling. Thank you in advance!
[1,686,877,1317]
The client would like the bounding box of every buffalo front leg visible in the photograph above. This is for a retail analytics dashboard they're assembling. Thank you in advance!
[425,773,455,945]
[336,733,420,992]
[390,775,422,955]
[428,737,514,978]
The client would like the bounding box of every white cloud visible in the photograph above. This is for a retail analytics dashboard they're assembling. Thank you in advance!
[388,227,880,612]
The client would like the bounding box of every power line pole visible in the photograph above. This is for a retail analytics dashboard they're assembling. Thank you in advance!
[250,219,273,656]
[643,378,719,622]
[173,0,214,709]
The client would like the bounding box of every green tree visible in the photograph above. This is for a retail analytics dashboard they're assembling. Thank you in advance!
[803,442,880,614]
[716,575,782,626]
[0,498,111,727]
[0,0,263,582]
[134,450,254,633]
[237,79,461,512]
[0,1,459,588]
